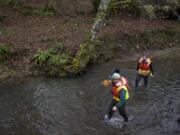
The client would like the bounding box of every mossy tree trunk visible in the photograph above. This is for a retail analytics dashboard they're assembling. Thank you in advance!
[91,0,112,41]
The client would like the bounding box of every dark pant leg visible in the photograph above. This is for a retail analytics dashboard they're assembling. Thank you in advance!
[143,75,149,87]
[107,99,117,119]
[118,104,128,122]
[135,73,142,87]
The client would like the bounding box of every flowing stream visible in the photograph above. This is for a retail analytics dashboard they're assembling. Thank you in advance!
[0,56,180,135]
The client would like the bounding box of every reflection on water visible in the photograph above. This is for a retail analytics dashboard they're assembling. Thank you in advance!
[0,57,180,135]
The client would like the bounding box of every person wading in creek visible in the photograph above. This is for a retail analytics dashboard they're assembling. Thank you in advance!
[103,68,130,90]
[135,55,154,88]
[104,73,129,122]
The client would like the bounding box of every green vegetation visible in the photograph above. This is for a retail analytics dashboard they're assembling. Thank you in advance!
[91,27,180,60]
[0,44,11,62]
[109,0,145,17]
[34,49,51,66]
[92,0,146,17]
[0,0,180,77]
[142,28,180,45]
[33,4,56,17]
[92,0,180,19]
[33,27,180,75]
[34,49,69,66]
[0,0,56,17]
[105,27,180,50]
[66,42,92,73]
[50,54,69,66]
[34,42,72,76]
[17,4,56,17]
[154,5,180,19]
[17,6,34,16]
[0,0,20,5]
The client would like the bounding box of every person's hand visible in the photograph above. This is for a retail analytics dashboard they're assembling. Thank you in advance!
[150,73,154,77]
[116,82,121,86]
[112,106,117,112]
[102,80,111,87]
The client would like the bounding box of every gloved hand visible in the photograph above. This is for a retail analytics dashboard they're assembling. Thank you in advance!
[150,73,154,77]
[116,82,122,87]
[112,106,117,112]
[102,80,111,87]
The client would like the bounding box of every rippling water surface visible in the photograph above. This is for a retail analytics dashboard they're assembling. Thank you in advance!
[0,57,180,135]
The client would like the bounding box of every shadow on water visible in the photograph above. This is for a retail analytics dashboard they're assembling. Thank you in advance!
[0,57,180,135]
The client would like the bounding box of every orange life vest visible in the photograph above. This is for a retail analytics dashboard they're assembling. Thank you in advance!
[111,85,129,101]
[116,77,130,90]
[138,57,151,76]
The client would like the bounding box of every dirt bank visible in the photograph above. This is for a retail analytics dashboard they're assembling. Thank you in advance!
[1,46,180,81]
[0,3,180,80]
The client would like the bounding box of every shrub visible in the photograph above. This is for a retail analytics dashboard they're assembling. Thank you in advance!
[34,43,72,68]
[34,49,51,66]
[50,54,69,66]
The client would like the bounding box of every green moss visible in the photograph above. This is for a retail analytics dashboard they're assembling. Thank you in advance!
[92,0,180,19]
[92,0,147,17]
[144,5,156,18]
[94,27,180,59]
[33,4,56,17]
[142,28,180,45]
[50,54,69,66]
[0,44,11,62]
[0,0,20,5]
[154,5,180,19]
[82,34,118,63]
[16,4,56,17]
[0,0,57,17]
[65,42,91,73]
[16,5,34,16]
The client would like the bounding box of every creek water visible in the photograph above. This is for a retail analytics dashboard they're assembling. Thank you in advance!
[0,56,180,135]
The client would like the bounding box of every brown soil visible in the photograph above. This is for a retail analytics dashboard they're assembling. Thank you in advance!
[0,5,93,68]
[0,3,180,78]
[102,17,180,34]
